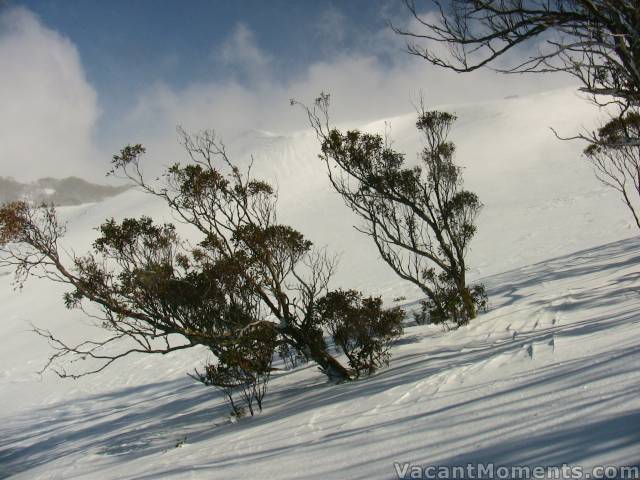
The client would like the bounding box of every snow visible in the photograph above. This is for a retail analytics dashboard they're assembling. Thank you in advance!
[1,87,639,479]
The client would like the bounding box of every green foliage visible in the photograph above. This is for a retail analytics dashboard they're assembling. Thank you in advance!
[423,273,488,327]
[109,144,146,175]
[584,112,640,156]
[315,290,404,377]
[192,324,277,416]
[583,110,640,231]
[303,95,485,328]
[0,201,29,245]
[2,123,415,399]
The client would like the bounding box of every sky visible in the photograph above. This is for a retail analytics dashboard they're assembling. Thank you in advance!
[0,0,575,182]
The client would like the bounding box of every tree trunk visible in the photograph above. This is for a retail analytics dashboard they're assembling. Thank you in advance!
[314,349,352,382]
[288,327,352,382]
[456,273,476,326]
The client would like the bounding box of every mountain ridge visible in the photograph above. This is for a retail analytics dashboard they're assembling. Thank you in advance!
[0,176,131,206]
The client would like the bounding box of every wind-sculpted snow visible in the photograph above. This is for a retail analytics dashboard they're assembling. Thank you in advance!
[1,88,639,479]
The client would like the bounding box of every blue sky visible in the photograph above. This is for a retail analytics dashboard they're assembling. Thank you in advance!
[15,1,403,123]
[0,1,572,181]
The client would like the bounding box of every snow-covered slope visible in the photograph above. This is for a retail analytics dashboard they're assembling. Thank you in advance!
[1,88,639,479]
[0,177,130,206]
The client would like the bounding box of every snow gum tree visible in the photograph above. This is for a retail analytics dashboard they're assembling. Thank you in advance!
[584,111,640,229]
[394,0,640,120]
[393,1,640,228]
[0,129,364,388]
[295,95,486,327]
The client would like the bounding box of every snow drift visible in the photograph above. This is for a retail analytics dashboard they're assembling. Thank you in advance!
[1,88,639,479]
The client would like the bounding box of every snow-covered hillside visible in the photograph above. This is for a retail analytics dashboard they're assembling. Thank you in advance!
[1,88,639,479]
[0,177,130,206]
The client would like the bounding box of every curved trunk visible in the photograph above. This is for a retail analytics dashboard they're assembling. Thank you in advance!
[287,326,352,382]
[312,349,352,382]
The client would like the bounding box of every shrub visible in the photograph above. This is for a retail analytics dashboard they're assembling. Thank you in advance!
[315,290,404,377]
[192,324,276,416]
[0,129,354,383]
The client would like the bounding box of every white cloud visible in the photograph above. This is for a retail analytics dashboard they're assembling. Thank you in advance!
[0,7,101,182]
[0,9,576,183]
[215,23,272,81]
[313,6,347,56]
[115,18,574,174]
